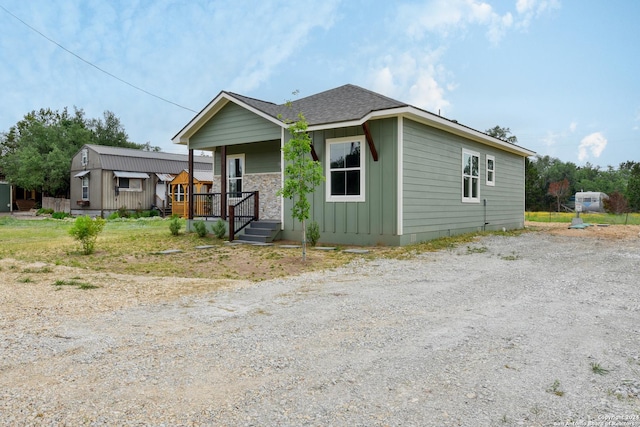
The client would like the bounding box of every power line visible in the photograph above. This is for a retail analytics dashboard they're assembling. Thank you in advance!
[0,4,197,114]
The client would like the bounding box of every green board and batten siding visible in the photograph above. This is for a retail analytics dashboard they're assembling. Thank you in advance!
[185,100,527,246]
[400,118,525,244]
[189,102,281,150]
[281,118,400,246]
[213,140,281,175]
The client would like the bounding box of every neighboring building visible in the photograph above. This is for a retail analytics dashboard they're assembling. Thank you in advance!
[170,169,213,217]
[0,177,11,213]
[575,191,608,212]
[172,84,535,245]
[69,144,212,217]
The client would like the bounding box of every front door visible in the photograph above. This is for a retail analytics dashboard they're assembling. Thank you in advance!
[227,155,244,200]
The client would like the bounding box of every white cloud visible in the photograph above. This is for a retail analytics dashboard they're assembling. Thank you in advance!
[369,48,452,114]
[398,0,517,45]
[569,121,577,132]
[578,132,607,162]
[515,0,560,28]
[543,131,559,147]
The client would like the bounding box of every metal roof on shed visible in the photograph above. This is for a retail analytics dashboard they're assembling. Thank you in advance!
[85,144,212,174]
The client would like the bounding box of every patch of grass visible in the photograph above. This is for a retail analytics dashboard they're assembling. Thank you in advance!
[22,266,53,274]
[18,277,33,283]
[53,279,98,290]
[466,245,488,254]
[501,252,520,261]
[546,379,564,396]
[590,362,610,375]
[526,211,640,225]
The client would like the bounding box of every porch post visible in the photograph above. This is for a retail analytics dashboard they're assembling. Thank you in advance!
[188,149,194,220]
[254,191,259,221]
[220,145,227,220]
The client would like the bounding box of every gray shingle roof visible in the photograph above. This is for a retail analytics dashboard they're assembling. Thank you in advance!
[227,84,408,126]
[86,144,212,174]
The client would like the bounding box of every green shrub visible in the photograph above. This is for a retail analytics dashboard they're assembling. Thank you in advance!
[52,211,71,219]
[307,221,320,246]
[169,215,183,236]
[68,216,106,255]
[193,220,208,238]
[211,219,226,239]
[149,209,160,217]
[36,208,54,216]
[117,206,130,218]
[107,212,120,220]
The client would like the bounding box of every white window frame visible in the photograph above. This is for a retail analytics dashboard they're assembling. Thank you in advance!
[81,148,88,166]
[81,176,89,200]
[486,155,495,186]
[227,154,245,199]
[326,136,366,202]
[462,149,480,203]
[174,184,185,202]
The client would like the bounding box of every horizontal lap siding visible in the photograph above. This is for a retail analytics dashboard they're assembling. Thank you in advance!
[282,118,399,246]
[190,102,281,150]
[402,119,525,237]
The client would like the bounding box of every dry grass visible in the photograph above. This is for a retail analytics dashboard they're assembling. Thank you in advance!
[0,217,355,281]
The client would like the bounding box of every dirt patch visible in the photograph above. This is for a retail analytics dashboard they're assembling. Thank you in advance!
[526,221,640,240]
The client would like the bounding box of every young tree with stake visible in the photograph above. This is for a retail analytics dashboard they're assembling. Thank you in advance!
[277,113,324,261]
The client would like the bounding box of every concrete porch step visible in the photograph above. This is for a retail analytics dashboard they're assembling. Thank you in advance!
[235,220,282,244]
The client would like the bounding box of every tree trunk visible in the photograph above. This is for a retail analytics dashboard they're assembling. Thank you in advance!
[301,218,306,262]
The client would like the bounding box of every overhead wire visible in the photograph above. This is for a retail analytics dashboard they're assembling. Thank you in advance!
[0,4,198,114]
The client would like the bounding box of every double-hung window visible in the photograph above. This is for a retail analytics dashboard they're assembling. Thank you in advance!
[486,155,495,186]
[326,136,365,202]
[81,176,89,200]
[462,149,480,203]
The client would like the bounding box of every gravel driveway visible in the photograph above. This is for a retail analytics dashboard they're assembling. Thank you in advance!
[1,231,639,426]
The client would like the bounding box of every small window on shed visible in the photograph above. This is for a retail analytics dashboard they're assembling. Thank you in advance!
[81,148,88,166]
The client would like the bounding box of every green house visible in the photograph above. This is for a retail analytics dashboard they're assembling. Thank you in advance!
[172,84,535,246]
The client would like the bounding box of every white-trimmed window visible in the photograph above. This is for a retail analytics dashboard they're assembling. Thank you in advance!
[81,176,89,200]
[326,136,365,202]
[227,154,244,198]
[462,149,480,203]
[174,184,185,202]
[81,148,88,166]
[486,155,495,186]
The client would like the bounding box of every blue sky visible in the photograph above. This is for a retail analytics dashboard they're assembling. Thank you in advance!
[1,0,638,168]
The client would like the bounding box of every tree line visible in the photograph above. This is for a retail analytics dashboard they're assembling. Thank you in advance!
[485,126,640,213]
[0,107,158,197]
[525,156,640,213]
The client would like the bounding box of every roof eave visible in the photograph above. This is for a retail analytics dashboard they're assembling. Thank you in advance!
[172,92,286,145]
[307,106,535,157]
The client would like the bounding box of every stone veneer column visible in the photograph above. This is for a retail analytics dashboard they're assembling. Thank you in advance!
[211,173,281,220]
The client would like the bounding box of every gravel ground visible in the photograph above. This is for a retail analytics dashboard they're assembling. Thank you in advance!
[1,230,640,426]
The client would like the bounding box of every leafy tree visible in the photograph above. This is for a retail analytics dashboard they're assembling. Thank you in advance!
[548,178,570,212]
[602,191,629,214]
[277,113,324,261]
[0,107,155,197]
[525,157,547,211]
[625,161,640,211]
[485,126,518,144]
[0,108,91,196]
